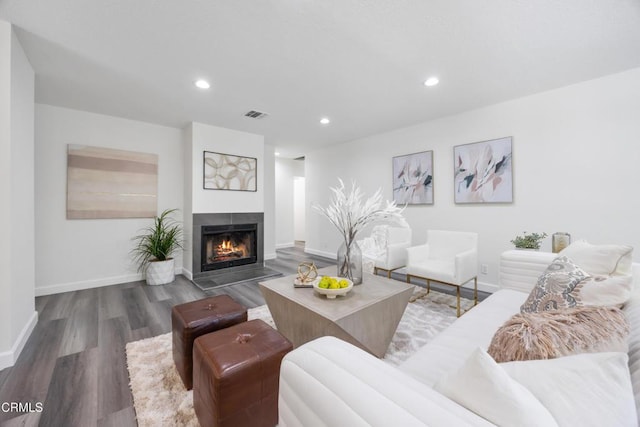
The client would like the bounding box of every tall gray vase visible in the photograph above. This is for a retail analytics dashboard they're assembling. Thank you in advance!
[337,240,363,285]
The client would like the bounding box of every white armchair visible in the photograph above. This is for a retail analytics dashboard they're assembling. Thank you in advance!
[359,226,412,278]
[406,230,478,317]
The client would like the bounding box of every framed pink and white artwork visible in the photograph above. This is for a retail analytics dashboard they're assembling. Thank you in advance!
[454,137,513,204]
[392,150,433,205]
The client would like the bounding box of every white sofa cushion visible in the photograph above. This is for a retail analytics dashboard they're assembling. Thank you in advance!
[502,352,637,427]
[278,336,493,427]
[623,263,640,426]
[434,348,558,427]
[400,289,529,386]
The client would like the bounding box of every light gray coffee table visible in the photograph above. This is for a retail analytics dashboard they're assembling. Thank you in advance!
[259,266,414,358]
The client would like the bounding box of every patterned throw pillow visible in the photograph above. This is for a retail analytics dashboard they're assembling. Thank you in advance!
[520,256,589,313]
[521,256,633,313]
[488,306,629,363]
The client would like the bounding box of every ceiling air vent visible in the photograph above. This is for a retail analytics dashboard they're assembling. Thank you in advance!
[244,110,269,119]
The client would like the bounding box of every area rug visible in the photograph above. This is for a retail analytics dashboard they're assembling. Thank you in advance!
[125,289,473,426]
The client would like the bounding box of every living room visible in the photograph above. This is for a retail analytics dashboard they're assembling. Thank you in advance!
[1,1,640,425]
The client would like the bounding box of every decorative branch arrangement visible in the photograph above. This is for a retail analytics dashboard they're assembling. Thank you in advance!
[313,179,406,282]
[313,179,407,248]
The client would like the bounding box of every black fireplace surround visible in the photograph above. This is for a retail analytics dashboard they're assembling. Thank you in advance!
[192,212,264,279]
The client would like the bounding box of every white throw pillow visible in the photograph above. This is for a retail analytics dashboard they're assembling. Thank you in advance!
[559,240,633,276]
[501,352,637,427]
[578,274,632,307]
[434,348,558,427]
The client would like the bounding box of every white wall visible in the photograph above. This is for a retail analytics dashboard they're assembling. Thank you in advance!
[263,145,277,259]
[185,122,269,265]
[182,124,194,278]
[275,157,305,248]
[35,104,184,296]
[0,22,37,369]
[9,29,36,351]
[0,19,12,367]
[306,68,640,292]
[189,122,264,214]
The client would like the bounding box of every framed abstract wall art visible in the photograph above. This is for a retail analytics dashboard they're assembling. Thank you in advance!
[203,151,257,191]
[66,145,158,219]
[453,136,513,204]
[392,150,433,205]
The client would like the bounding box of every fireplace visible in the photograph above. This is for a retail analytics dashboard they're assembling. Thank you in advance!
[192,212,264,280]
[201,223,258,271]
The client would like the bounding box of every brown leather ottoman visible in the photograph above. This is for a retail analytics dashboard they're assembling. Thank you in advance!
[193,319,293,427]
[172,295,247,390]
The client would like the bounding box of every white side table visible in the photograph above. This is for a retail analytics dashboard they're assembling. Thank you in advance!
[499,250,557,292]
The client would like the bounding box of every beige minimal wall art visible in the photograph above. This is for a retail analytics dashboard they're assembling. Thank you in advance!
[67,145,158,219]
[203,151,257,191]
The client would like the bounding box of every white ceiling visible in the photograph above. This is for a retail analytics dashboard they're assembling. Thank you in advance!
[2,1,640,158]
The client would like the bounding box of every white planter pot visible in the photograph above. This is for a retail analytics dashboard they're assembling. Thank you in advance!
[146,258,175,285]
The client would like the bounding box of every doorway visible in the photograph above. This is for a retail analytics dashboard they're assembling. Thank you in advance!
[293,176,305,243]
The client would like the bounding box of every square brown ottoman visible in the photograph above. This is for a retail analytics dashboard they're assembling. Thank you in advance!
[193,319,293,427]
[172,295,247,390]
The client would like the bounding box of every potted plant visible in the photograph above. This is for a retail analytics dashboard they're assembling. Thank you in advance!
[131,208,183,285]
[510,231,548,250]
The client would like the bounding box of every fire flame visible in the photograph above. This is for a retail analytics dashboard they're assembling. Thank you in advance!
[215,239,247,257]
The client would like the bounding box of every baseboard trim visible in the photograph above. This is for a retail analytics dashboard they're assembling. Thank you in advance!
[36,273,143,296]
[275,242,295,249]
[304,247,335,260]
[264,252,277,260]
[35,267,185,296]
[0,310,38,370]
[474,280,499,294]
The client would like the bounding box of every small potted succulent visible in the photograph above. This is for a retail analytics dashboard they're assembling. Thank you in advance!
[510,231,547,250]
[131,208,183,285]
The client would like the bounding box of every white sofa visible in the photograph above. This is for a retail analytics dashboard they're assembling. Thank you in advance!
[278,250,640,426]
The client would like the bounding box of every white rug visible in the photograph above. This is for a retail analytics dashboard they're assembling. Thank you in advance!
[125,289,473,426]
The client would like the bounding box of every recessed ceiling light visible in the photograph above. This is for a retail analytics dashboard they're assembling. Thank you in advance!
[423,77,439,87]
[195,79,210,89]
[320,117,331,125]
[275,152,281,156]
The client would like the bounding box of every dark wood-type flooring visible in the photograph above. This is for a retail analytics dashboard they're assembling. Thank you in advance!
[0,244,333,426]
[0,243,487,426]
